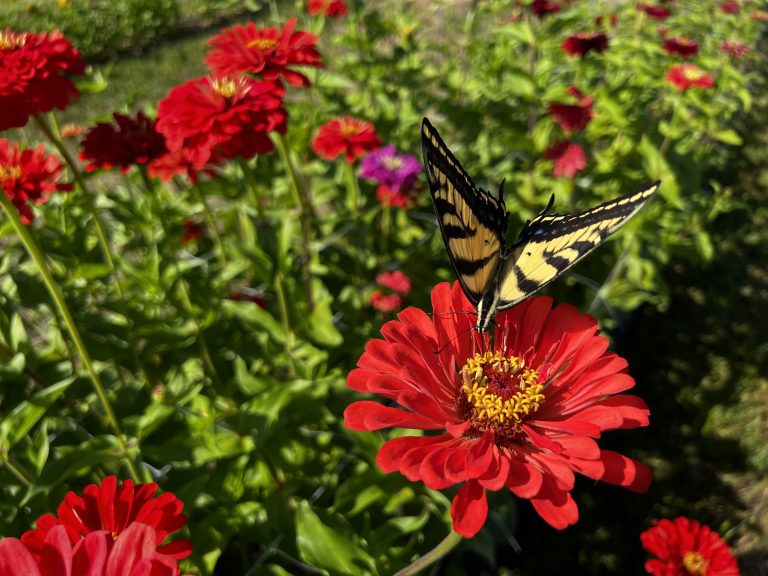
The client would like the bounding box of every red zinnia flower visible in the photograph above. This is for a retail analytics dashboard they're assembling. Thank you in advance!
[205,18,323,87]
[21,475,191,562]
[376,183,419,209]
[0,139,71,224]
[641,517,739,576]
[663,36,699,58]
[720,0,740,13]
[665,64,714,91]
[720,39,749,58]
[80,112,167,173]
[345,282,651,537]
[150,75,286,181]
[562,32,609,57]
[0,29,85,131]
[376,270,412,295]
[312,116,382,163]
[180,219,203,244]
[548,87,594,133]
[544,140,586,179]
[530,0,561,17]
[637,3,672,19]
[308,0,348,17]
[370,290,403,312]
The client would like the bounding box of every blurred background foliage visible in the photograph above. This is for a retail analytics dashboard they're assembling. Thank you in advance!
[1,0,767,574]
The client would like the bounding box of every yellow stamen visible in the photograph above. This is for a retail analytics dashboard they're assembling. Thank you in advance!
[340,120,360,137]
[682,551,708,575]
[0,165,23,182]
[0,31,27,50]
[683,66,705,81]
[211,77,238,98]
[247,37,279,51]
[381,156,403,171]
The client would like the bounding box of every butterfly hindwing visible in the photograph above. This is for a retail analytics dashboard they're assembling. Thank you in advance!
[421,118,508,305]
[496,181,660,309]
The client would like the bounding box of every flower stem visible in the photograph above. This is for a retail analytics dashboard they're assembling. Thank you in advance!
[192,183,227,268]
[344,161,362,215]
[394,530,463,576]
[273,270,297,378]
[0,192,140,482]
[3,456,34,487]
[238,157,266,220]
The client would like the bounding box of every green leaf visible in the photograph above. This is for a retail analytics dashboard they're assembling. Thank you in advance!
[712,129,743,146]
[637,136,682,208]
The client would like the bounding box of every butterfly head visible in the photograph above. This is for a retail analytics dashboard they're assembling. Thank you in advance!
[475,289,500,334]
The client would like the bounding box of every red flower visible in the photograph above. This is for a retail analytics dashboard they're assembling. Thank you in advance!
[0,139,71,224]
[21,475,191,563]
[548,87,594,133]
[665,64,714,91]
[150,75,286,181]
[308,0,348,17]
[663,36,699,58]
[544,140,586,179]
[719,0,740,13]
[376,270,412,295]
[562,32,609,57]
[637,3,672,19]
[530,0,561,17]
[312,116,382,163]
[720,39,749,58]
[80,112,167,173]
[180,219,203,244]
[376,183,419,209]
[0,29,85,131]
[205,18,323,87]
[641,517,739,576]
[345,282,651,537]
[370,290,403,312]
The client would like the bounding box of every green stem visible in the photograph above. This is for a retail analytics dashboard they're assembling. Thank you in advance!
[344,161,363,215]
[3,457,35,487]
[273,270,297,378]
[192,183,227,269]
[394,531,463,576]
[238,157,265,220]
[0,193,140,482]
[380,202,391,254]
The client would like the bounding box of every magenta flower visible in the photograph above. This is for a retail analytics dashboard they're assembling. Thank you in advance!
[360,145,421,192]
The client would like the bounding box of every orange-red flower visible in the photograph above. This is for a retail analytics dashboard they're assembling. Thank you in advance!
[665,64,714,91]
[345,282,651,537]
[719,0,740,13]
[0,139,71,224]
[0,29,85,131]
[21,476,191,562]
[562,32,609,57]
[544,140,586,178]
[663,36,699,58]
[308,0,348,17]
[720,39,749,58]
[376,270,412,295]
[370,291,403,312]
[548,87,594,133]
[641,517,739,576]
[312,116,382,163]
[752,10,768,21]
[637,3,672,19]
[205,18,323,87]
[80,112,167,173]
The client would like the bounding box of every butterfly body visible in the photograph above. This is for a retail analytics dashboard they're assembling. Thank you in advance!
[421,117,659,333]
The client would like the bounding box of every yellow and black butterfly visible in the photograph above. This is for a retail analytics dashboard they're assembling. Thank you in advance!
[421,117,659,333]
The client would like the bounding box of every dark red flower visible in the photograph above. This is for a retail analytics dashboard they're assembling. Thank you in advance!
[720,0,740,13]
[227,290,268,308]
[308,0,348,17]
[665,64,714,91]
[0,139,71,224]
[205,18,323,87]
[312,116,382,163]
[594,13,619,27]
[0,29,85,131]
[150,75,286,181]
[641,517,739,576]
[562,32,609,57]
[530,0,561,17]
[663,36,699,58]
[376,270,412,295]
[544,140,586,178]
[80,112,167,173]
[370,290,403,312]
[637,3,672,19]
[720,39,749,58]
[22,476,191,563]
[548,87,594,133]
[345,283,651,537]
[180,219,203,244]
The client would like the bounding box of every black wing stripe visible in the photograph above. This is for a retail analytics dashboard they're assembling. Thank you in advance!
[454,253,497,275]
[443,224,476,239]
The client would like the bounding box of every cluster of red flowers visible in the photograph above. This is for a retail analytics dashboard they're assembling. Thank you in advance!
[0,476,190,575]
[80,112,167,173]
[312,116,382,163]
[545,87,593,179]
[370,270,412,312]
[0,29,85,131]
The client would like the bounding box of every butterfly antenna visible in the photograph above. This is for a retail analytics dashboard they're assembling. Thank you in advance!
[434,325,474,355]
[497,178,506,201]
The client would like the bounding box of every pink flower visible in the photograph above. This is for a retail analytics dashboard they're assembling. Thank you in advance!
[544,140,587,178]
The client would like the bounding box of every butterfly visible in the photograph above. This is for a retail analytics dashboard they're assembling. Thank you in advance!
[421,117,659,334]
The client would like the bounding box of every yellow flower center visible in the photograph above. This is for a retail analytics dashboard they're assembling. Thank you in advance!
[340,120,360,136]
[381,156,403,171]
[682,551,708,575]
[0,31,27,50]
[247,37,279,52]
[211,77,238,98]
[460,351,544,438]
[0,165,23,182]
[683,66,705,81]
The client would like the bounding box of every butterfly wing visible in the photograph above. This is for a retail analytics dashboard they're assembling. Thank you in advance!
[496,180,660,309]
[421,118,508,305]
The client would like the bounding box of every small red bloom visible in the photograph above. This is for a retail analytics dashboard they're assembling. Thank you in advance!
[663,36,699,58]
[548,87,594,133]
[60,123,85,139]
[308,0,348,17]
[562,32,609,57]
[21,476,191,562]
[530,0,561,17]
[594,13,619,27]
[312,116,382,163]
[345,283,651,537]
[637,3,672,19]
[205,18,323,87]
[376,183,419,209]
[544,140,586,178]
[370,290,402,312]
[720,0,740,13]
[665,64,714,91]
[641,517,739,576]
[752,10,768,21]
[720,39,749,58]
[0,139,71,224]
[376,270,412,295]
[180,219,203,244]
[228,290,268,308]
[80,112,167,173]
[0,29,85,131]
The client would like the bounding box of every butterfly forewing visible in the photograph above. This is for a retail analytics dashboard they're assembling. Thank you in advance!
[496,181,660,309]
[421,118,508,305]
